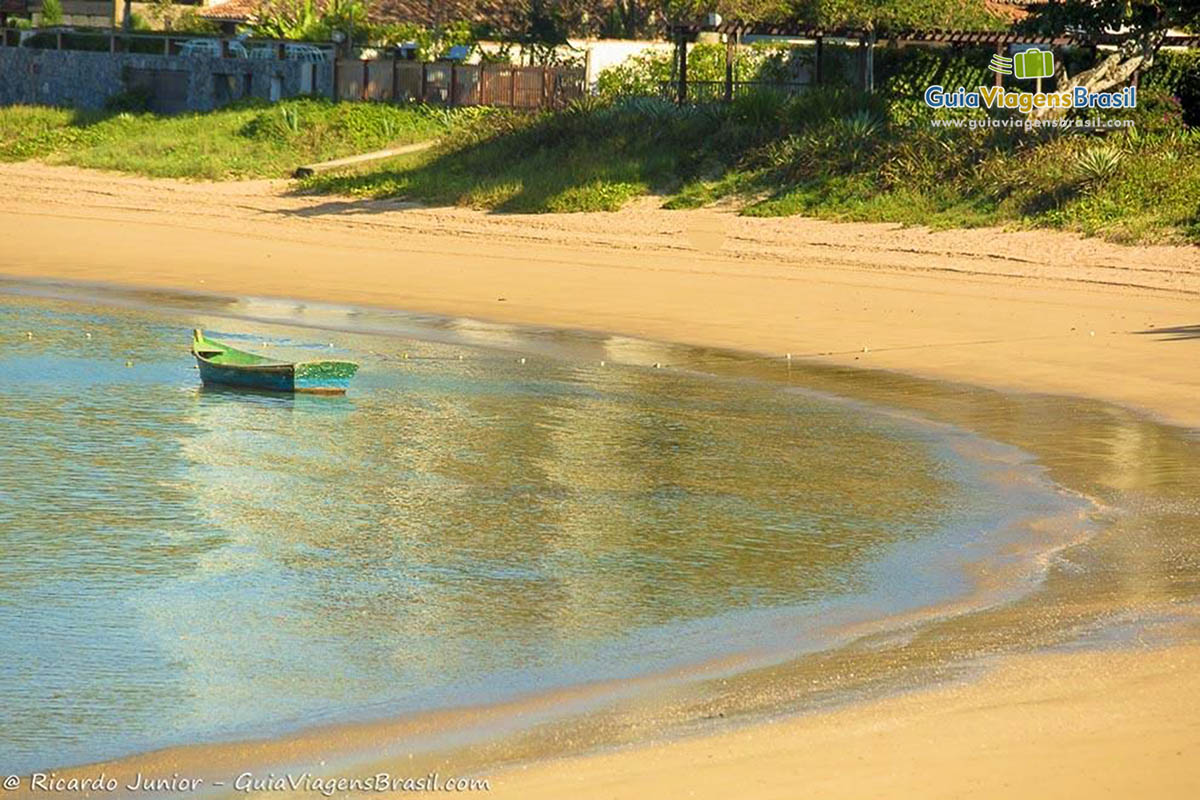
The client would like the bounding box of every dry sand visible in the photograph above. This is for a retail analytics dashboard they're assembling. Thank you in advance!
[3,162,1200,797]
[487,645,1200,800]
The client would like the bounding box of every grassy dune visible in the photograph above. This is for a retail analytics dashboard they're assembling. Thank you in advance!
[2,89,1195,243]
[304,90,1199,244]
[0,99,468,179]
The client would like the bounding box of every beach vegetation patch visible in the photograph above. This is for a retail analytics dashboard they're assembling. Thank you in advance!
[298,86,1197,242]
[0,98,463,179]
[3,70,1195,242]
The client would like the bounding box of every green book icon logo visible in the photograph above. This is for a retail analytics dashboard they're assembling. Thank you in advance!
[1014,48,1054,80]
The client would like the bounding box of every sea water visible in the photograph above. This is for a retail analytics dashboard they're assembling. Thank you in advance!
[0,289,1086,771]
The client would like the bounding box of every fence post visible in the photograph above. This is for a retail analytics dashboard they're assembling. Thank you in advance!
[163,36,169,55]
[676,33,688,105]
[865,29,875,93]
[449,64,458,107]
[542,66,549,107]
[994,42,1004,88]
[56,30,63,50]
[814,36,823,86]
[331,56,339,101]
[420,62,427,103]
[361,58,369,101]
[724,36,734,102]
[510,67,517,106]
[855,33,877,92]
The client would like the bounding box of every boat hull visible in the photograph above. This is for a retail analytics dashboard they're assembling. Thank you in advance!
[196,358,294,393]
[195,358,356,394]
[191,328,358,394]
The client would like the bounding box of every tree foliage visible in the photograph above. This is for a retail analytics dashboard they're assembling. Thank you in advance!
[1021,0,1200,42]
[251,0,477,54]
[655,0,1006,29]
[1019,0,1200,112]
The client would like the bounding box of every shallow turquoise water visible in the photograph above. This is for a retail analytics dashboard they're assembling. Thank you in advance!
[0,291,1079,771]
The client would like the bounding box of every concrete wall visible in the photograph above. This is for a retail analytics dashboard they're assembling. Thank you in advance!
[570,39,672,88]
[0,47,333,111]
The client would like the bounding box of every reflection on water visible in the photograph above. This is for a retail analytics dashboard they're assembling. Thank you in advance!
[0,294,1074,772]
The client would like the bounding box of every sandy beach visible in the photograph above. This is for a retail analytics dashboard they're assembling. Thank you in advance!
[488,645,1200,800]
[3,161,1200,797]
[2,162,1199,427]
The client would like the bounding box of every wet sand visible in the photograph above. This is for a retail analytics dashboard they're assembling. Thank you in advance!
[3,162,1200,797]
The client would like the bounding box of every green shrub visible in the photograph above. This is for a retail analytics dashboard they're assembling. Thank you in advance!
[1082,86,1185,135]
[783,87,887,130]
[596,42,833,101]
[40,0,63,25]
[730,88,788,130]
[878,46,993,99]
[1143,51,1200,127]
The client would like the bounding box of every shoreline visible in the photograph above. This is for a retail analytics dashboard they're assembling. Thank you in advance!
[3,162,1200,797]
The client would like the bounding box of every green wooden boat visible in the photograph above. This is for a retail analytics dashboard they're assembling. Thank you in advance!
[191,329,358,394]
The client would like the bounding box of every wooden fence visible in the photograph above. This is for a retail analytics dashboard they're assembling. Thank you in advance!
[335,60,586,109]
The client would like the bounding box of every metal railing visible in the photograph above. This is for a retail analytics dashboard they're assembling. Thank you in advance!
[658,79,812,103]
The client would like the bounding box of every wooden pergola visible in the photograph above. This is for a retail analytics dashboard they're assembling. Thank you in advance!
[668,19,1200,103]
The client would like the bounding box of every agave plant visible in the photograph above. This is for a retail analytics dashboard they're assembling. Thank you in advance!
[1075,144,1125,184]
[616,96,680,121]
[565,95,611,116]
[757,134,801,169]
[837,109,885,142]
[281,106,301,134]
